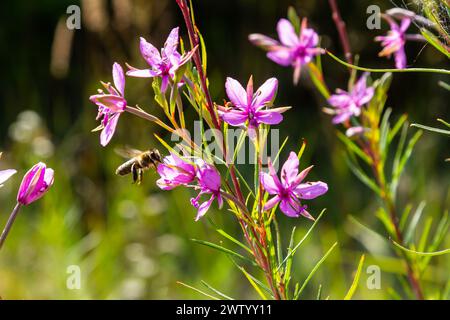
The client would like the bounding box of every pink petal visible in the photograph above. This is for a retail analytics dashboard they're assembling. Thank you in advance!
[248,33,280,50]
[394,47,407,69]
[140,37,161,67]
[90,94,126,112]
[260,172,280,195]
[0,169,16,185]
[221,110,248,126]
[267,48,293,66]
[112,62,125,96]
[252,77,278,108]
[328,92,352,109]
[300,28,319,48]
[264,195,281,211]
[126,68,160,78]
[280,198,302,217]
[293,165,313,186]
[161,75,170,93]
[294,181,328,199]
[277,19,299,47]
[164,27,179,58]
[400,18,411,33]
[332,111,353,124]
[281,152,299,186]
[195,195,215,221]
[255,110,283,125]
[225,77,248,108]
[197,164,221,192]
[100,113,120,146]
[299,208,315,220]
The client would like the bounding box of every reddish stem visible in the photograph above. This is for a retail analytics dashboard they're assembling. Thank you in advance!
[328,0,353,65]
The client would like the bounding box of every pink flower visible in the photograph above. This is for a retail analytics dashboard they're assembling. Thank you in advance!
[328,73,374,124]
[249,19,324,84]
[126,27,196,93]
[190,160,223,221]
[260,152,328,219]
[219,77,287,139]
[156,152,196,190]
[17,162,54,205]
[89,63,127,146]
[375,17,411,69]
[0,169,16,188]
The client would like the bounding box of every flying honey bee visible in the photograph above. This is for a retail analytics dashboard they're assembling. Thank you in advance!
[115,147,162,184]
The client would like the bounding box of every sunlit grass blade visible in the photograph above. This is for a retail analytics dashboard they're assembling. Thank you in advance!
[437,118,450,127]
[283,226,297,295]
[177,281,220,300]
[391,240,450,256]
[404,201,426,244]
[308,62,330,99]
[316,284,322,300]
[191,239,258,267]
[420,28,450,58]
[238,266,268,300]
[276,209,326,272]
[337,131,372,165]
[229,258,274,298]
[418,217,433,253]
[410,123,450,136]
[345,155,382,196]
[294,242,338,299]
[207,217,253,255]
[201,280,234,300]
[388,114,408,144]
[344,254,365,300]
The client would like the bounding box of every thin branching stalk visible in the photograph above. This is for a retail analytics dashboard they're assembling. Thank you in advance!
[0,203,22,250]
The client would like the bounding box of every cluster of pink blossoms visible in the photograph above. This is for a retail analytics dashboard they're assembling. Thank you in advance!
[88,26,329,221]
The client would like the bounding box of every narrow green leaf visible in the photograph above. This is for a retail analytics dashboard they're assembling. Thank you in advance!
[345,155,382,196]
[201,280,234,300]
[404,201,426,244]
[391,240,450,256]
[191,239,257,267]
[410,123,450,136]
[437,118,450,128]
[239,266,268,300]
[399,204,413,231]
[177,281,219,300]
[287,6,301,34]
[344,254,365,300]
[438,81,450,91]
[388,114,408,144]
[337,131,372,165]
[207,218,253,255]
[420,28,450,58]
[316,284,323,300]
[418,217,433,253]
[295,242,338,299]
[379,108,392,157]
[277,209,326,271]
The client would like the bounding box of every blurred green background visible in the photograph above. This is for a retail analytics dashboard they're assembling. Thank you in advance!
[0,0,448,299]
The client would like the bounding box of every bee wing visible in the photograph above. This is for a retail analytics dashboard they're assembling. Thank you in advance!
[114,146,143,159]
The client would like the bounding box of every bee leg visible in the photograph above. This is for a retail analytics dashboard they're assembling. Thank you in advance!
[137,168,143,185]
[131,163,138,184]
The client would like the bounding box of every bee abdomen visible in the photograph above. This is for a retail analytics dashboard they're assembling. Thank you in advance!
[116,159,135,176]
